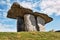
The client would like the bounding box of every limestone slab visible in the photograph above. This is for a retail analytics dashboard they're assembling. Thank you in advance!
[24,14,37,31]
[37,16,45,32]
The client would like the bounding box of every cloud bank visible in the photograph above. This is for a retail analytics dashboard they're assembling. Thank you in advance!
[0,23,16,32]
[0,0,17,32]
[40,0,60,16]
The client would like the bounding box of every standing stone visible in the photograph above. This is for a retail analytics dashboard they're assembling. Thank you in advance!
[24,14,37,31]
[37,16,45,32]
[17,17,25,32]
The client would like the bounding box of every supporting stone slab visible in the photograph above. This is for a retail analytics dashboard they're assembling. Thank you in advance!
[17,17,25,32]
[37,17,45,32]
[24,14,37,31]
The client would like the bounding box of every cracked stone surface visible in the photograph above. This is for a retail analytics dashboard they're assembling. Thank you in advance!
[17,17,25,32]
[24,14,37,31]
[37,16,45,32]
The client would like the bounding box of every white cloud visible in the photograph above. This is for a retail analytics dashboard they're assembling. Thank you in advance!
[0,9,6,12]
[0,0,6,4]
[0,23,17,32]
[0,9,8,18]
[33,8,40,12]
[18,1,33,9]
[33,1,40,7]
[0,0,17,32]
[6,0,11,6]
[39,0,60,16]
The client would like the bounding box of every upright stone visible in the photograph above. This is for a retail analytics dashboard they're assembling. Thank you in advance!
[24,14,37,31]
[17,17,25,32]
[37,16,45,32]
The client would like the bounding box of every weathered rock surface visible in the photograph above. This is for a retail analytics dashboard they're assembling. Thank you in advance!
[7,2,33,19]
[37,16,45,32]
[17,17,25,32]
[33,12,53,24]
[24,14,37,31]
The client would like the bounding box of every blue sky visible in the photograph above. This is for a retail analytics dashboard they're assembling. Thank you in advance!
[0,0,60,32]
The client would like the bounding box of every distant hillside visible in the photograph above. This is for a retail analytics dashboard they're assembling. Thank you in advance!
[0,32,60,40]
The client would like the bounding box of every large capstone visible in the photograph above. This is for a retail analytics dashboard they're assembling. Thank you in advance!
[24,14,37,31]
[7,2,33,19]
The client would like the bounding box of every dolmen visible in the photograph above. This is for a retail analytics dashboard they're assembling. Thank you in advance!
[7,2,53,32]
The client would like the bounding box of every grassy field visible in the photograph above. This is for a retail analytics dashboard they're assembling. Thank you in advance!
[0,32,60,40]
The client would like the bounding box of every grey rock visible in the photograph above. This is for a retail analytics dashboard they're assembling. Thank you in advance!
[37,16,45,32]
[17,17,25,32]
[24,14,37,31]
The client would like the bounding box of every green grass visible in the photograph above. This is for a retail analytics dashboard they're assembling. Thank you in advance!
[0,32,60,40]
